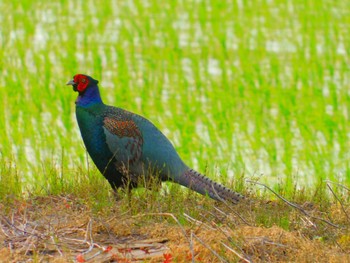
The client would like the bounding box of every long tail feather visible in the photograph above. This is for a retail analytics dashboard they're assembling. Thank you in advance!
[178,169,244,204]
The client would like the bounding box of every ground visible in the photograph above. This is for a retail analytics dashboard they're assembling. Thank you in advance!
[0,192,349,262]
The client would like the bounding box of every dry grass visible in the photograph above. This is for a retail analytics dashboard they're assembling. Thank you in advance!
[1,191,350,263]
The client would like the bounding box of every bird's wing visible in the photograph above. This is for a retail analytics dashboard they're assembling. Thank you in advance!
[102,116,144,167]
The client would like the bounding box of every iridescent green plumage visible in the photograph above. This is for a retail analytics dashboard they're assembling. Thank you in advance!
[68,74,244,203]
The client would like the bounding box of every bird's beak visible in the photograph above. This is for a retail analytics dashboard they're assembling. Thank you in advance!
[66,79,76,86]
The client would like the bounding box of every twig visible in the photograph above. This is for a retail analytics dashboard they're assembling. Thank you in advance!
[195,206,248,258]
[246,180,340,228]
[191,232,228,263]
[326,182,350,222]
[0,215,42,238]
[212,206,253,230]
[300,216,317,229]
[325,180,350,192]
[83,218,95,254]
[189,231,195,263]
[61,237,88,243]
[23,235,38,256]
[334,239,346,253]
[220,242,253,263]
[247,236,295,249]
[183,213,215,231]
[210,185,252,226]
[51,236,63,256]
[0,219,11,238]
[85,251,103,261]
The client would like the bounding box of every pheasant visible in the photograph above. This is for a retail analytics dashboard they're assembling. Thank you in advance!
[66,74,244,203]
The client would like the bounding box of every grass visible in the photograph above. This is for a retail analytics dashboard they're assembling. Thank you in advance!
[1,186,350,262]
[1,0,350,261]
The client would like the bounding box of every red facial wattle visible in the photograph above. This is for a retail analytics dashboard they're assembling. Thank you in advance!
[74,75,89,92]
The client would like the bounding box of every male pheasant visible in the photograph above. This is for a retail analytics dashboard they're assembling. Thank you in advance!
[67,74,243,203]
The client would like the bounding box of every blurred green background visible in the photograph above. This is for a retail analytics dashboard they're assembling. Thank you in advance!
[1,0,350,193]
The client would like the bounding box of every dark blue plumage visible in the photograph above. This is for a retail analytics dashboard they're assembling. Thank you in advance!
[67,74,244,203]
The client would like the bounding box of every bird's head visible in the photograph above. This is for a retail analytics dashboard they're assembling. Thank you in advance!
[66,74,99,94]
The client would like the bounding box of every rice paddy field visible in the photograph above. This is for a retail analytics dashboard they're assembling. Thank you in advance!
[1,0,350,262]
[1,0,350,192]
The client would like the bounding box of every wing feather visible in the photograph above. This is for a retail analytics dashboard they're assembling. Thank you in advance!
[103,117,143,166]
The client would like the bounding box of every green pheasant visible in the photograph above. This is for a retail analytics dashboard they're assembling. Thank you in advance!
[67,74,244,203]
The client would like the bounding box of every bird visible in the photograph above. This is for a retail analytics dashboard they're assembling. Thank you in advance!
[66,74,244,203]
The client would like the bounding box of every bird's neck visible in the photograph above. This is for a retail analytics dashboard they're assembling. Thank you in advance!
[75,85,103,107]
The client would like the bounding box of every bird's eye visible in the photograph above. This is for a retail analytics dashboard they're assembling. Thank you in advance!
[81,78,86,83]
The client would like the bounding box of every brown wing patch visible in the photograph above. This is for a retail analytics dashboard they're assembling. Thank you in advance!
[103,117,143,165]
[103,118,142,139]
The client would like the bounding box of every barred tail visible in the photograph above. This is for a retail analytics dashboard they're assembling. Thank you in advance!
[177,169,244,204]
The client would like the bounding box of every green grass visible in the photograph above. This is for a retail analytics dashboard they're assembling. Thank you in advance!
[1,0,350,199]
